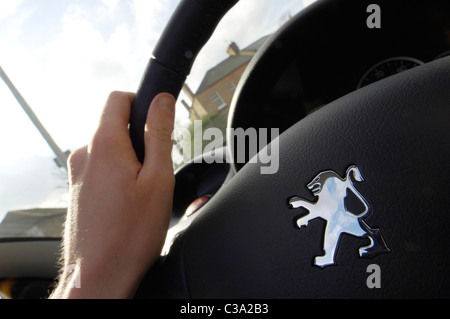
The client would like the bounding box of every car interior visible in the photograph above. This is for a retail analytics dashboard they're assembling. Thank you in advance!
[1,0,449,299]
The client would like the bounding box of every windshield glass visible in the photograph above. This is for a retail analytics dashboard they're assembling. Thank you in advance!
[0,0,314,239]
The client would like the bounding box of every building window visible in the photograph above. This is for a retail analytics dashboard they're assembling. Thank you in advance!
[226,81,236,92]
[209,91,226,110]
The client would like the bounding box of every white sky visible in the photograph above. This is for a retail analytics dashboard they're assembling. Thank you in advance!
[0,0,316,222]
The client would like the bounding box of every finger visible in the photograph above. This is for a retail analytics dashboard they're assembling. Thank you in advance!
[95,91,135,139]
[89,91,135,154]
[139,93,176,179]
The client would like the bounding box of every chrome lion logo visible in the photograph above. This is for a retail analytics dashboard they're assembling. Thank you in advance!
[289,165,390,268]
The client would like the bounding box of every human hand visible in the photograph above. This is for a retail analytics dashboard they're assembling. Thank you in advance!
[50,91,176,299]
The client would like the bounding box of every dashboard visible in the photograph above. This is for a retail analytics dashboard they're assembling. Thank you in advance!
[229,0,450,147]
[0,239,59,299]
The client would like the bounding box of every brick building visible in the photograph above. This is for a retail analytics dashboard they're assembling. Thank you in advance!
[182,35,271,122]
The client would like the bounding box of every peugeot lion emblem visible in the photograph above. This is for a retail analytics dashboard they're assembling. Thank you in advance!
[288,165,390,268]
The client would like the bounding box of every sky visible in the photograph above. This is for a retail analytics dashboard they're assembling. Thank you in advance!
[0,0,316,224]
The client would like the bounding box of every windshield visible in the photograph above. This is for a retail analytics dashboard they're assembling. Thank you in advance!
[0,0,314,239]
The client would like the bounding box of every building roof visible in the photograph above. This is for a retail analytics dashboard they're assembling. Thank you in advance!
[195,35,271,94]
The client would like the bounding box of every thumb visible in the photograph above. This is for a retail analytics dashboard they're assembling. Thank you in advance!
[140,93,176,178]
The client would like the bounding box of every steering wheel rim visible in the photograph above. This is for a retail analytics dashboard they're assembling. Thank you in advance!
[134,0,450,298]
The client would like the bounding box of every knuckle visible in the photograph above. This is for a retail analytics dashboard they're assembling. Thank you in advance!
[67,146,88,181]
[89,128,116,153]
[147,124,174,143]
[107,90,125,100]
[68,146,87,167]
[140,168,175,191]
[106,90,134,105]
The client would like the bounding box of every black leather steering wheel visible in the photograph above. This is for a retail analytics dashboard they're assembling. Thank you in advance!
[132,0,450,298]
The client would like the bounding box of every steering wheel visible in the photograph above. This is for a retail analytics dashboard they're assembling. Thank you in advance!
[131,0,450,298]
